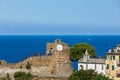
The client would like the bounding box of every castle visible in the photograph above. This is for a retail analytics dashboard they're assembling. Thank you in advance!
[0,39,73,79]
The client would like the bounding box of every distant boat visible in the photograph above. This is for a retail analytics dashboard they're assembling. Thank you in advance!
[88,39,91,41]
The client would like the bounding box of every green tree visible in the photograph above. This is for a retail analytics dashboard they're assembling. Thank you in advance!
[68,69,96,80]
[14,71,33,80]
[70,43,96,61]
[93,74,112,80]
[68,69,112,80]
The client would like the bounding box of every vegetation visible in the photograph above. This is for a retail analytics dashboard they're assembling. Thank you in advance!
[70,43,96,60]
[68,69,112,80]
[14,71,33,80]
[20,65,22,68]
[94,74,112,80]
[26,62,31,69]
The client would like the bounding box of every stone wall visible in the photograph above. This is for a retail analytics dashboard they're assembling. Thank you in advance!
[0,60,8,67]
[0,39,73,79]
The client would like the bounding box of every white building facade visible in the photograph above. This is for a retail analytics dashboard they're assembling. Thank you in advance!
[78,50,106,74]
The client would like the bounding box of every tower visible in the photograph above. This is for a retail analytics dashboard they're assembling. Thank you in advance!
[83,49,90,62]
[46,39,73,77]
[46,39,70,62]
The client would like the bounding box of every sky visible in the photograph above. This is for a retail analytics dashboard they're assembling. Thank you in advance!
[0,0,120,35]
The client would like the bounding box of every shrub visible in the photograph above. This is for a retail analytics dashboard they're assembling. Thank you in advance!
[14,71,33,80]
[26,62,31,69]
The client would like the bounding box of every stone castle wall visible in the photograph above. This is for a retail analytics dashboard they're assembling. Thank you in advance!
[0,39,73,79]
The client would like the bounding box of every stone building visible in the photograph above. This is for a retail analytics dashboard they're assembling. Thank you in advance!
[0,39,73,80]
[106,44,120,80]
[45,39,73,77]
[78,50,105,74]
[46,39,70,62]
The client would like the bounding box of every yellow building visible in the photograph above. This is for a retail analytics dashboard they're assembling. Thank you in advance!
[106,44,120,80]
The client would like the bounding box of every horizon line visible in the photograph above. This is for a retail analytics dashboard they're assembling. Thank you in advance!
[0,34,120,36]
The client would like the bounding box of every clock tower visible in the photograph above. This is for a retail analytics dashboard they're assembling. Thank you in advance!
[46,39,73,77]
[46,39,70,62]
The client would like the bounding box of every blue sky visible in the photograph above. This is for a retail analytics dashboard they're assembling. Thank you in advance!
[0,0,120,35]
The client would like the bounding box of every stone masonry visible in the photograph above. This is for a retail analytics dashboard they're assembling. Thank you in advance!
[0,39,73,80]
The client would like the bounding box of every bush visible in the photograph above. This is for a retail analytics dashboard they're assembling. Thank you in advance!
[14,71,33,80]
[68,69,112,80]
[26,62,31,69]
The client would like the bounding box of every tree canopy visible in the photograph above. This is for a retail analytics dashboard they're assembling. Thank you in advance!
[68,69,112,80]
[70,43,96,60]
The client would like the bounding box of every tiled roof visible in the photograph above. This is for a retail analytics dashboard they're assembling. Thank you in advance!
[78,58,105,64]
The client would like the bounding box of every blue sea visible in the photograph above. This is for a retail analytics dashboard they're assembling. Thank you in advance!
[0,35,120,70]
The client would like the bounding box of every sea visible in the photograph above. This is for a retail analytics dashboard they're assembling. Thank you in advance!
[0,35,120,70]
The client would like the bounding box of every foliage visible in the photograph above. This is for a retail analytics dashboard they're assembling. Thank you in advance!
[14,71,33,80]
[70,43,96,61]
[68,69,112,80]
[93,74,112,80]
[68,69,96,80]
[26,62,31,69]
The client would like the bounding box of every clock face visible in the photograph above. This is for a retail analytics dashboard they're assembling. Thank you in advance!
[56,44,63,51]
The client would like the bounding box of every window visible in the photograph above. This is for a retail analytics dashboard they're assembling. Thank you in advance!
[86,64,88,69]
[56,39,60,44]
[80,65,83,69]
[119,56,120,63]
[102,64,104,70]
[48,48,53,56]
[95,64,96,69]
[112,65,114,70]
[113,56,115,60]
[107,56,109,60]
[110,56,112,60]
[106,64,109,69]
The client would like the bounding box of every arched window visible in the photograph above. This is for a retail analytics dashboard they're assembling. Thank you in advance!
[112,65,114,70]
[48,48,53,56]
[106,64,109,69]
[80,65,83,69]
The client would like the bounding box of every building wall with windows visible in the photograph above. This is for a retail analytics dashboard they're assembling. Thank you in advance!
[78,62,105,74]
[106,44,120,80]
[78,50,105,74]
